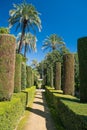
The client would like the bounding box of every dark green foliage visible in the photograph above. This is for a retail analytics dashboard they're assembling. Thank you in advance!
[0,93,26,130]
[14,54,22,93]
[21,62,26,90]
[0,34,16,101]
[63,54,75,96]
[78,37,87,102]
[0,86,36,130]
[55,62,61,90]
[74,53,80,96]
[50,67,54,87]
[46,87,87,130]
[22,86,36,105]
[0,27,10,34]
[31,71,34,86]
[26,66,32,87]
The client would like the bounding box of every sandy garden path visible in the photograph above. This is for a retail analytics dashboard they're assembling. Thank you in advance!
[23,89,57,130]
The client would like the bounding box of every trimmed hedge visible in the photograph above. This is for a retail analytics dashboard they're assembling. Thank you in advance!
[63,54,75,96]
[14,54,22,93]
[0,34,16,101]
[50,67,54,87]
[21,62,26,90]
[26,66,32,87]
[0,86,36,130]
[55,62,61,90]
[46,87,87,130]
[78,37,87,102]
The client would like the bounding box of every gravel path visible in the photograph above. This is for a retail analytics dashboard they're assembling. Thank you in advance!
[23,89,57,130]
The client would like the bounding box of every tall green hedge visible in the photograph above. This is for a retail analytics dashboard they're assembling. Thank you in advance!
[0,34,16,101]
[14,54,22,93]
[78,37,87,102]
[55,62,61,90]
[21,62,26,90]
[26,66,32,87]
[50,67,54,87]
[63,54,75,96]
[46,68,50,86]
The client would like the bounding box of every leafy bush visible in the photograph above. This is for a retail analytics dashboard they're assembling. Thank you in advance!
[0,86,36,130]
[46,87,87,130]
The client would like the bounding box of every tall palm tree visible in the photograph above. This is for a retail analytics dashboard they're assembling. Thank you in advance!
[31,59,39,68]
[9,1,41,53]
[42,34,65,51]
[17,32,37,57]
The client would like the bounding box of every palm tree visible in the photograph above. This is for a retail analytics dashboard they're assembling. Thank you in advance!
[17,32,37,57]
[31,59,39,68]
[9,1,41,53]
[42,34,65,51]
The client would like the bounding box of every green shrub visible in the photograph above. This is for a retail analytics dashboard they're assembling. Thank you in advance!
[0,27,10,34]
[78,37,87,102]
[22,86,36,106]
[63,54,75,96]
[55,62,61,90]
[14,54,22,93]
[21,62,26,90]
[0,94,26,130]
[0,34,16,101]
[46,87,87,130]
[0,86,36,130]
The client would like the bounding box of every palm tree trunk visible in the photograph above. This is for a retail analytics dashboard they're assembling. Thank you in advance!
[24,43,27,57]
[18,33,24,53]
[18,20,27,53]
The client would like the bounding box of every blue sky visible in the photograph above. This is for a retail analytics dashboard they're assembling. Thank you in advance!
[0,0,87,65]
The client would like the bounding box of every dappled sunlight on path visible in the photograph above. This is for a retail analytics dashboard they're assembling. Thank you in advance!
[23,89,57,130]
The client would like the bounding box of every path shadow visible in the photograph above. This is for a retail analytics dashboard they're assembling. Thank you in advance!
[33,101,44,106]
[26,91,57,130]
[35,96,42,99]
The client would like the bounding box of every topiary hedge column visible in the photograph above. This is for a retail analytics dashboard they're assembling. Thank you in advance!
[55,62,61,90]
[63,54,75,96]
[0,34,16,101]
[78,37,87,102]
[26,66,32,87]
[21,62,26,90]
[14,54,22,93]
[50,67,54,88]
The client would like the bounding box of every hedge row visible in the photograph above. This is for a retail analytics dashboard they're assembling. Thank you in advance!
[0,34,16,101]
[0,86,36,130]
[45,87,87,130]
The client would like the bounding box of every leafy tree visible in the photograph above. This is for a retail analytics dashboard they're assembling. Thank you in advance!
[17,32,37,57]
[9,1,41,53]
[0,27,10,34]
[42,34,65,51]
